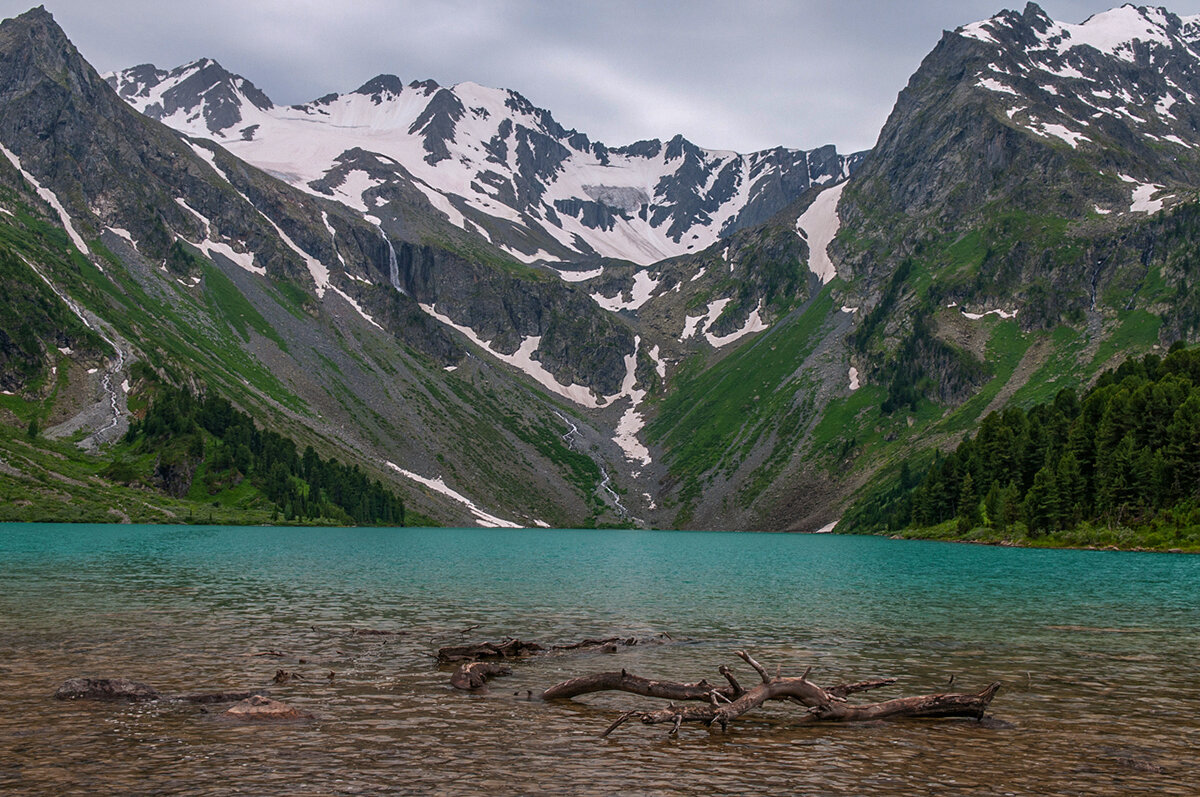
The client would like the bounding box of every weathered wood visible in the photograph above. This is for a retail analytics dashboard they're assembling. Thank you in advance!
[542,650,1003,736]
[450,661,512,690]
[437,638,543,663]
[542,669,734,702]
[800,682,1003,723]
[826,678,898,699]
[439,634,672,665]
[176,690,268,704]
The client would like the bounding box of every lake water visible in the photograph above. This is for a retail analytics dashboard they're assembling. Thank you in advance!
[1,524,1197,795]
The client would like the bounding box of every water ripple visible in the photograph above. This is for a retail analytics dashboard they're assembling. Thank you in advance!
[1,524,1197,795]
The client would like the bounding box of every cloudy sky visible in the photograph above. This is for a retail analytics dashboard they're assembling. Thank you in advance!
[4,1,1200,153]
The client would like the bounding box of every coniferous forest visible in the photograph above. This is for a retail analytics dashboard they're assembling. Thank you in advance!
[120,382,405,526]
[852,343,1200,548]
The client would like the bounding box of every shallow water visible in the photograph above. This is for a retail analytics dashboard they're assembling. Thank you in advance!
[1,524,1197,795]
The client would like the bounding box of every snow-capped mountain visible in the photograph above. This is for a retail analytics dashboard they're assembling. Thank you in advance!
[106,62,863,267]
[956,2,1200,208]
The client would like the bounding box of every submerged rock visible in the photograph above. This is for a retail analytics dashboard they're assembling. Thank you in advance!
[220,694,314,722]
[54,677,160,702]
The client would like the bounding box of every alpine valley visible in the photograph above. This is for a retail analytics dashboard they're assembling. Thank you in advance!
[1,3,1198,538]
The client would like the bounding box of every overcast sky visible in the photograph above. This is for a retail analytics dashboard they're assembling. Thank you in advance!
[4,1,1200,153]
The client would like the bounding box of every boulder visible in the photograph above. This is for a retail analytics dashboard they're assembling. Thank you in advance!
[54,677,160,702]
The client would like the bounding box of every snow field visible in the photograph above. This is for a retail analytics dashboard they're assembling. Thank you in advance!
[795,182,846,284]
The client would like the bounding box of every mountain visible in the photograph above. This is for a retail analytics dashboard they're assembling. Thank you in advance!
[830,1,1200,529]
[2,3,1198,535]
[105,59,865,268]
[0,6,661,528]
[841,1,1200,329]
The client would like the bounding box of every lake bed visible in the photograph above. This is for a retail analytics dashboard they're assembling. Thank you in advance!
[1,524,1197,794]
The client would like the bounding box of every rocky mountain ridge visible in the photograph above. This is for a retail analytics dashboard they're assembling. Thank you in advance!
[105,59,864,268]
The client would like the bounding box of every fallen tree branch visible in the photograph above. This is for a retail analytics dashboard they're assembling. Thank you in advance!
[541,651,1002,736]
[437,638,543,664]
[437,634,673,665]
[542,668,733,702]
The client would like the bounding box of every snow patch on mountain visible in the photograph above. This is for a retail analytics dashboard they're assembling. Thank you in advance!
[551,265,604,282]
[1130,182,1166,213]
[1026,117,1090,148]
[612,336,651,465]
[193,237,262,276]
[327,284,383,330]
[107,227,137,249]
[705,299,767,347]
[978,77,1019,96]
[386,461,520,528]
[649,344,667,380]
[961,308,1019,320]
[795,182,846,284]
[590,270,659,312]
[419,302,611,408]
[0,144,89,254]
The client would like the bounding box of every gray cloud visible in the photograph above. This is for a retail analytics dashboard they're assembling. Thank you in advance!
[3,0,1198,153]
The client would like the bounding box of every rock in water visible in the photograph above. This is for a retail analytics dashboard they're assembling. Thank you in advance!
[221,694,313,721]
[54,678,160,702]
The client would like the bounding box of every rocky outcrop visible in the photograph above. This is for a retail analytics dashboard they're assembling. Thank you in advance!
[388,241,636,395]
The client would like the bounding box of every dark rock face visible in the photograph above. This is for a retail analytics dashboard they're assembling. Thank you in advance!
[353,73,405,102]
[55,678,160,702]
[388,241,635,395]
[153,454,197,498]
[841,2,1200,282]
[106,58,273,134]
[554,197,626,232]
[408,89,466,165]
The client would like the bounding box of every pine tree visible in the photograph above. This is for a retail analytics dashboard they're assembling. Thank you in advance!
[957,472,980,530]
[1055,451,1085,527]
[1023,465,1058,535]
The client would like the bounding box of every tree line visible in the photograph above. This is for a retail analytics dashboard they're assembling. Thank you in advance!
[862,342,1200,535]
[125,385,405,525]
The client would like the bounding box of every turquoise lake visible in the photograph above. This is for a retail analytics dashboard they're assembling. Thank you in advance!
[1,523,1197,794]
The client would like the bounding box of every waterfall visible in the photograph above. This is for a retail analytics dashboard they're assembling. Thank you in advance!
[376,224,405,295]
[554,411,629,519]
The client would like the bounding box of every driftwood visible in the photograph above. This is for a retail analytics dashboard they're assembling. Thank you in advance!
[440,635,675,690]
[542,651,1001,737]
[437,638,544,664]
[438,634,672,665]
[450,662,512,691]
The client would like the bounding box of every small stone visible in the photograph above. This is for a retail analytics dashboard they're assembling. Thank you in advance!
[221,694,313,722]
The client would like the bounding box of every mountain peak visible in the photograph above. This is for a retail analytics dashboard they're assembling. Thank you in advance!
[105,56,273,135]
[1,4,75,63]
[354,73,405,100]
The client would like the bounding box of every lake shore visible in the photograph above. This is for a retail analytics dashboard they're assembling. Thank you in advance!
[872,519,1200,554]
